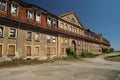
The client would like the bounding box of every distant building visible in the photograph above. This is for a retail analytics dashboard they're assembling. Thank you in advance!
[0,0,110,61]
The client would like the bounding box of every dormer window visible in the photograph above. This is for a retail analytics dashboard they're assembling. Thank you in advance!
[11,4,18,15]
[36,13,41,22]
[27,10,34,19]
[53,19,57,27]
[0,1,6,11]
[47,17,51,25]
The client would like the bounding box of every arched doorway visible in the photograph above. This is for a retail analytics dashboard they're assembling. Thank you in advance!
[71,40,76,52]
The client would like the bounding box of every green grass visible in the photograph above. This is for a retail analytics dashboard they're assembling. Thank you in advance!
[81,52,99,58]
[105,55,120,61]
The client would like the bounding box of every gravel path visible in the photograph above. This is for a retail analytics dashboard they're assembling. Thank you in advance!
[0,52,120,80]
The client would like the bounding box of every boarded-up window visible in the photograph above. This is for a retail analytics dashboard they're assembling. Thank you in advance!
[0,45,2,56]
[34,46,39,56]
[8,45,15,56]
[26,46,31,56]
[61,48,64,55]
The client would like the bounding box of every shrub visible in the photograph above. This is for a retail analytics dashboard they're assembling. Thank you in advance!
[102,48,114,53]
[81,52,98,58]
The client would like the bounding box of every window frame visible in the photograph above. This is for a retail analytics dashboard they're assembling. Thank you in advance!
[11,3,19,15]
[9,28,17,38]
[47,35,51,43]
[35,32,39,41]
[26,31,32,40]
[26,45,32,56]
[7,44,16,56]
[36,12,41,22]
[52,36,56,43]
[52,19,57,27]
[27,10,34,20]
[0,1,7,12]
[34,45,40,56]
[47,17,52,26]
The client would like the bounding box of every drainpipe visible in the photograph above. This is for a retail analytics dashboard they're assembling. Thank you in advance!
[16,21,21,58]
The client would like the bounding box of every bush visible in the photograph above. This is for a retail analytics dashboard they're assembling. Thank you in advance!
[102,48,114,53]
[66,47,74,56]
[81,52,98,58]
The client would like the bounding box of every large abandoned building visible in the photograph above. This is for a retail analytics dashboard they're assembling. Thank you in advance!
[0,0,110,61]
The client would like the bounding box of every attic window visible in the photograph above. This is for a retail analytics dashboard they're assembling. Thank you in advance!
[11,4,19,15]
[36,13,41,22]
[0,1,6,11]
[27,10,34,19]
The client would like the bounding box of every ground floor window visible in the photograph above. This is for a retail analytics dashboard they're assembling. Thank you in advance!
[26,46,31,56]
[34,46,39,56]
[0,45,2,56]
[61,48,64,55]
[8,45,15,56]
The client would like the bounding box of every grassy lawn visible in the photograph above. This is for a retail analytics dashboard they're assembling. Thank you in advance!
[105,55,120,61]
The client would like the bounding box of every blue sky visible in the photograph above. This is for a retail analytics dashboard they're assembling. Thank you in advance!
[25,0,120,51]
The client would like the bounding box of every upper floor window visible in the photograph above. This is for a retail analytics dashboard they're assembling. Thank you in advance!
[0,27,3,37]
[0,1,6,11]
[11,4,18,15]
[35,33,39,41]
[47,35,50,43]
[47,17,51,25]
[36,13,41,22]
[27,31,32,40]
[9,28,16,38]
[27,10,34,19]
[52,19,57,27]
[53,36,56,43]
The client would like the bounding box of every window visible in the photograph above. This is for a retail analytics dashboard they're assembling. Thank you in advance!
[35,33,39,41]
[36,13,41,22]
[27,10,33,19]
[61,48,64,55]
[47,47,50,57]
[27,31,32,40]
[8,45,15,56]
[0,27,3,37]
[47,35,50,43]
[53,36,56,43]
[47,17,51,25]
[26,46,31,56]
[53,19,57,27]
[34,46,39,56]
[11,4,18,15]
[0,45,2,56]
[0,1,6,11]
[9,28,16,38]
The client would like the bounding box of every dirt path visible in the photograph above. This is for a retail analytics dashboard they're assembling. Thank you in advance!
[0,52,120,80]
